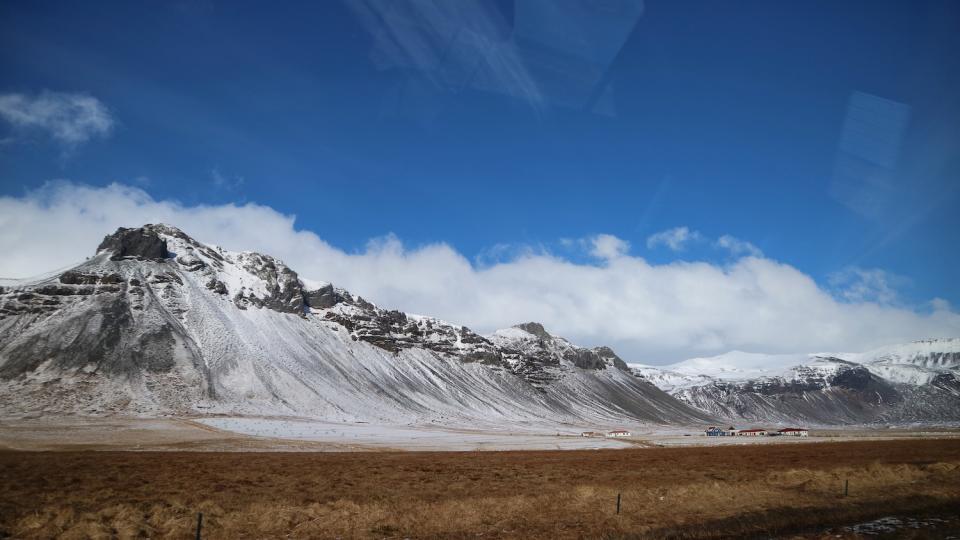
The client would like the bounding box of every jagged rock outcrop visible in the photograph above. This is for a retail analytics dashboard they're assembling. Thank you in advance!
[594,346,630,371]
[303,284,347,309]
[316,289,504,363]
[97,226,169,260]
[487,323,632,389]
[516,322,551,341]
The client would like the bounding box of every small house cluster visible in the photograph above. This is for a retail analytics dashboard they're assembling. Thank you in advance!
[705,426,808,437]
[581,430,632,438]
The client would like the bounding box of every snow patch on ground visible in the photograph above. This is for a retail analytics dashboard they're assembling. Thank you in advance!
[197,417,634,451]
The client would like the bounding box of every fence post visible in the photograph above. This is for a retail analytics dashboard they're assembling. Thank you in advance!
[616,493,621,515]
[196,512,203,540]
[844,479,849,497]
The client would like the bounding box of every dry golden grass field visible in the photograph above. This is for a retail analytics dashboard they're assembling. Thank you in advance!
[2,440,960,539]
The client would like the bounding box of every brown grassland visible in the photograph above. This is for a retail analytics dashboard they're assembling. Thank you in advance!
[1,439,959,539]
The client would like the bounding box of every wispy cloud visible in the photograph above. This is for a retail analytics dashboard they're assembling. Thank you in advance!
[558,234,630,261]
[646,226,701,251]
[0,91,114,146]
[1,181,956,362]
[829,267,906,305]
[210,168,244,191]
[715,234,763,258]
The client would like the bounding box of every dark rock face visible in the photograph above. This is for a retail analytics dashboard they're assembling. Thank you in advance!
[0,292,186,379]
[930,372,960,389]
[319,291,504,362]
[175,254,206,271]
[516,322,552,341]
[0,272,130,318]
[232,253,305,314]
[593,346,630,371]
[932,352,960,367]
[303,284,346,309]
[559,346,630,371]
[97,227,169,260]
[60,271,123,285]
[563,348,607,370]
[205,279,228,295]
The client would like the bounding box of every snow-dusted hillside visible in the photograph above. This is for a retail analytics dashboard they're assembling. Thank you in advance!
[847,339,960,385]
[631,341,960,425]
[0,224,709,427]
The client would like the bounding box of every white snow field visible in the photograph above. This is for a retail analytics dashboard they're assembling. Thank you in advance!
[196,417,634,451]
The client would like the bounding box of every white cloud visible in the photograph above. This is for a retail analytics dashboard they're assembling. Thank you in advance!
[0,91,114,146]
[716,234,763,257]
[829,267,905,305]
[931,298,952,312]
[646,226,701,251]
[1,181,958,363]
[589,234,630,260]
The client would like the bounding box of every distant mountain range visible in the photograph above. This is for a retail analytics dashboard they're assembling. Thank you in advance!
[1,224,956,428]
[630,340,960,425]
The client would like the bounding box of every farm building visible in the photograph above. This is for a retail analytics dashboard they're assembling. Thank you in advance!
[736,429,767,437]
[705,426,738,436]
[777,428,809,437]
[606,430,631,437]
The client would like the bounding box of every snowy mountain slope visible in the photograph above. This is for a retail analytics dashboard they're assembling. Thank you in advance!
[631,342,960,425]
[664,351,828,380]
[626,365,713,393]
[0,224,711,426]
[848,339,960,385]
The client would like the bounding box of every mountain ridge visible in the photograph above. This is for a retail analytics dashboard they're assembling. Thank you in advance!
[0,224,710,427]
[3,224,956,427]
[631,339,960,425]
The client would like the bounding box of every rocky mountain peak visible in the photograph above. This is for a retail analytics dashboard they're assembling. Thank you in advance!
[515,322,552,341]
[593,346,629,370]
[96,225,170,260]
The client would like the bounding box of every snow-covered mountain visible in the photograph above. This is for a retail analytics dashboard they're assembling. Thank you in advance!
[631,340,960,425]
[0,224,710,427]
[845,340,960,385]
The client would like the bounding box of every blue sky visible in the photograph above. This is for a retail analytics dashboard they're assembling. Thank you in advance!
[1,1,958,360]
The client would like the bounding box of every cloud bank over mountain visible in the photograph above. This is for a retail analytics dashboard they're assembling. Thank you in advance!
[2,181,957,363]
